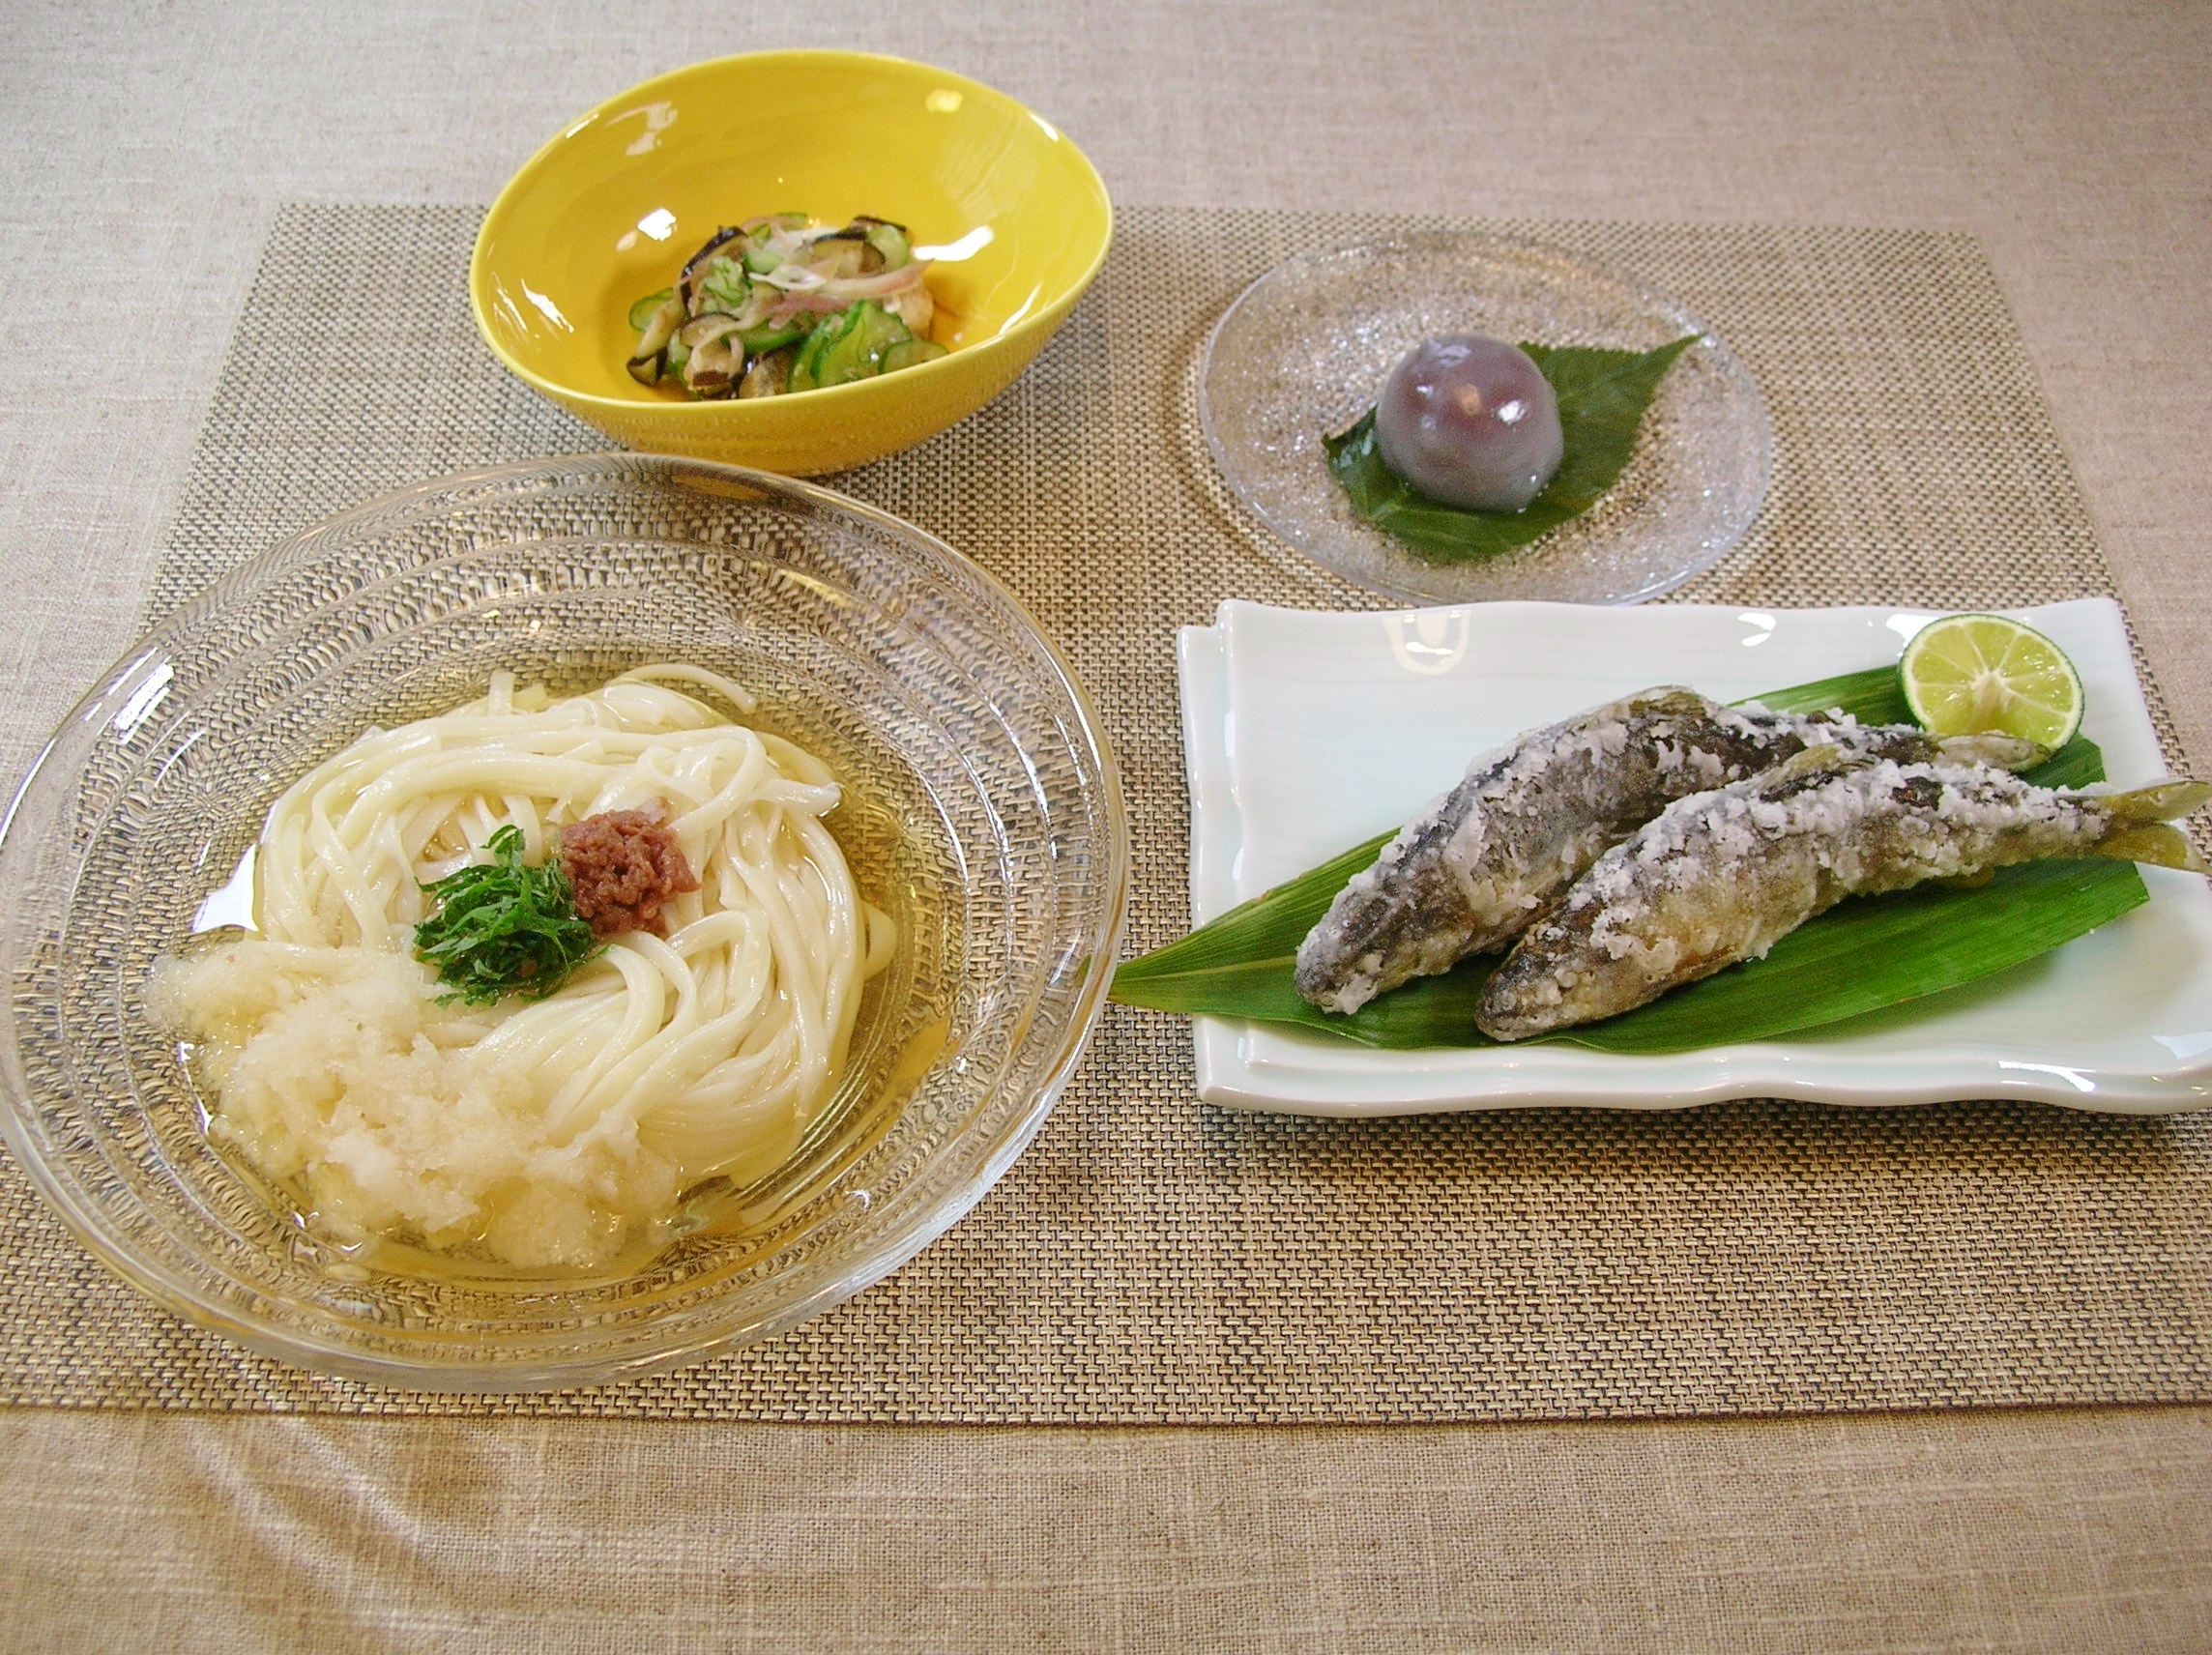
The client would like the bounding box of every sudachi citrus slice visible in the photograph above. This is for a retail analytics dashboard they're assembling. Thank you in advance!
[1898,613,2084,748]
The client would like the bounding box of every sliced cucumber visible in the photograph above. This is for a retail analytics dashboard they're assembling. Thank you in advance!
[742,212,807,270]
[739,321,810,356]
[860,300,916,360]
[853,218,911,270]
[806,302,911,388]
[627,289,675,331]
[817,304,915,388]
[881,338,947,374]
[788,307,858,393]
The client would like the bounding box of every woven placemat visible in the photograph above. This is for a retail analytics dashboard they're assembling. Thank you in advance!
[4,203,2207,1421]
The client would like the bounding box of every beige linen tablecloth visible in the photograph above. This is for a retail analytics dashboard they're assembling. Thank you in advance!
[5,2,2211,1648]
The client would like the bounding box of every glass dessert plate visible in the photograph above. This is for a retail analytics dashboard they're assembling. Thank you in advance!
[1177,597,2212,1115]
[1197,232,1773,605]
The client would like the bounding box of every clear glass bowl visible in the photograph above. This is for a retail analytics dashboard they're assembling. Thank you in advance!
[1198,231,1774,605]
[0,454,1126,1390]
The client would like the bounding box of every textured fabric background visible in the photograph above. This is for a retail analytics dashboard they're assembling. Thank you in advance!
[5,1408,2209,1653]
[5,2,2211,1649]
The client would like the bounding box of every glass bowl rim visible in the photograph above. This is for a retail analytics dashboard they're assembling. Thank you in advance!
[1194,226,1775,606]
[0,451,1129,1391]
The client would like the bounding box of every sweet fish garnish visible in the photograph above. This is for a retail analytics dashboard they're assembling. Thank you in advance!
[1477,746,2210,1041]
[1293,687,2042,1015]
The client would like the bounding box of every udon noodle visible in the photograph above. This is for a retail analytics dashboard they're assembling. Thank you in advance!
[149,666,894,1270]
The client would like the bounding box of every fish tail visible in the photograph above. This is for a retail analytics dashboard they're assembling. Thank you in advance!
[2095,778,2211,871]
[2105,778,2212,823]
[2097,824,2205,872]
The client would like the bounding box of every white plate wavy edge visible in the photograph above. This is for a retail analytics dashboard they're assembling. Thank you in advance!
[1176,597,2212,1116]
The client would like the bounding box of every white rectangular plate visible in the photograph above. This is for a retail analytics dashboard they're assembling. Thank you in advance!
[1177,598,2212,1116]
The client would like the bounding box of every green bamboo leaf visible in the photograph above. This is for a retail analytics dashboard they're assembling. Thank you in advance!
[1741,670,1911,720]
[1114,666,2148,1052]
[1321,335,1697,563]
[1111,831,1388,992]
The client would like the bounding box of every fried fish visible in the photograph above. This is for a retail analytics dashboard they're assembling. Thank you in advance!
[1294,688,2040,1015]
[1477,746,2208,1041]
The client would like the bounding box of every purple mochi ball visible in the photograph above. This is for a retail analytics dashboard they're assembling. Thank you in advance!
[1373,334,1563,512]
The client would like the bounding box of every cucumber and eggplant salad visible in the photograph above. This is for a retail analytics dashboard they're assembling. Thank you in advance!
[626,213,947,399]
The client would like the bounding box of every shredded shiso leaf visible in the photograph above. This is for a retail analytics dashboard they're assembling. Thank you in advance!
[1109,667,2147,1053]
[413,825,602,1005]
[1323,335,1697,563]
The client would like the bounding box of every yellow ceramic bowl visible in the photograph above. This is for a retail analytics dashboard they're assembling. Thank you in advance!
[471,51,1114,475]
